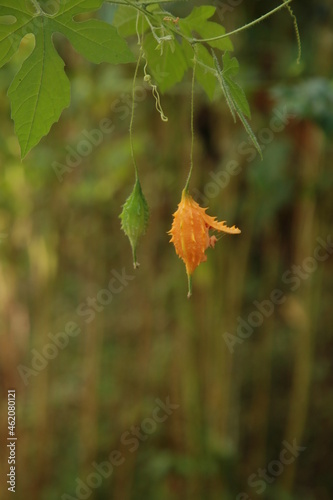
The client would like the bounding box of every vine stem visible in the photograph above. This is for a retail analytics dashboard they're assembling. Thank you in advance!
[283,0,301,63]
[107,0,294,48]
[192,0,293,44]
[184,51,197,193]
[130,50,142,180]
[122,0,154,20]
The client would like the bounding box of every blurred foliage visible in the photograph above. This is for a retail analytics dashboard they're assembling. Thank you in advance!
[272,78,333,135]
[0,1,333,500]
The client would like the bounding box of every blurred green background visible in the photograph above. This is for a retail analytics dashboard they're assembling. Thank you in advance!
[1,1,333,499]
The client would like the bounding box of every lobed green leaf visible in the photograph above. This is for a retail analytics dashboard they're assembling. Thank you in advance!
[0,0,134,157]
[179,6,233,52]
[214,50,262,157]
[143,33,188,93]
[8,22,71,158]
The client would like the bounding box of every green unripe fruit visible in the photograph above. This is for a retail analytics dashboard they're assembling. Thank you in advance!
[120,178,149,269]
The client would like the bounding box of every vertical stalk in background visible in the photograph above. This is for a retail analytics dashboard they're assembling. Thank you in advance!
[78,318,102,481]
[245,230,280,481]
[281,121,324,492]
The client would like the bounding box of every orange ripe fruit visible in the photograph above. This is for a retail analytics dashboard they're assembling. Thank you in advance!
[168,190,241,297]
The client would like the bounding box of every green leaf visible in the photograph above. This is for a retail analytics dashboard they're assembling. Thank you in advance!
[183,5,216,24]
[194,45,217,101]
[0,1,31,67]
[8,23,71,158]
[213,51,262,158]
[143,33,188,93]
[113,5,139,37]
[0,0,134,157]
[178,6,233,52]
[113,5,149,38]
[222,50,240,78]
[52,17,133,64]
[183,41,216,101]
[221,52,250,117]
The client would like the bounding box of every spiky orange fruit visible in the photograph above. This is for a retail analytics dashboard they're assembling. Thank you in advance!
[168,190,241,297]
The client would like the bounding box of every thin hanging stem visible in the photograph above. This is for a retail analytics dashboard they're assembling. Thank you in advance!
[187,274,192,299]
[184,51,197,193]
[130,50,142,180]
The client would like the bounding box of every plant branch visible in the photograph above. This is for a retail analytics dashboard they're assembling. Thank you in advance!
[122,0,155,19]
[192,0,293,44]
